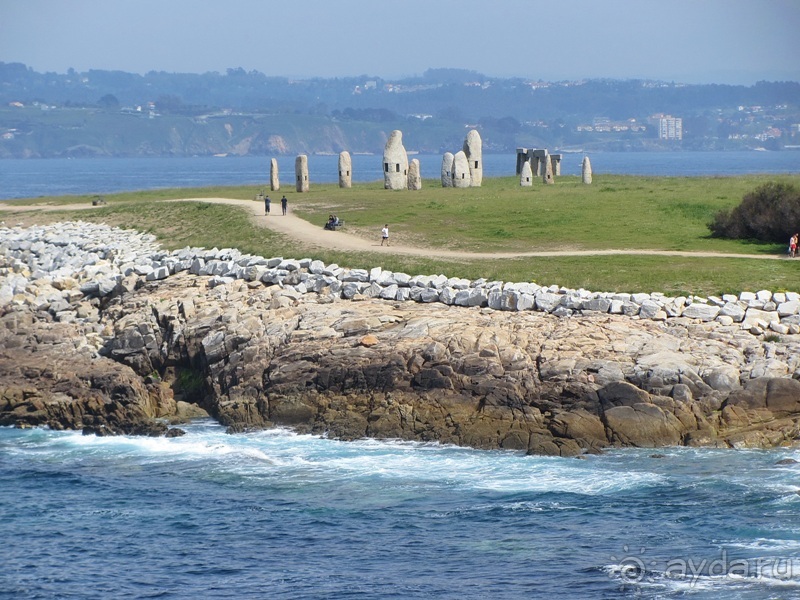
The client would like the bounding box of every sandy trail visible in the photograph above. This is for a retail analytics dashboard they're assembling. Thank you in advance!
[1,196,790,261]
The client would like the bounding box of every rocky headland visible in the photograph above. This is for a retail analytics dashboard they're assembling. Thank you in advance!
[2,221,799,455]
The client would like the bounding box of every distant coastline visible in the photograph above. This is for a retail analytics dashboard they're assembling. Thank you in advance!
[1,151,799,201]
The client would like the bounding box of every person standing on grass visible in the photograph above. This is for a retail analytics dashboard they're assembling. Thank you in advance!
[281,195,288,215]
[264,195,271,216]
[381,224,389,246]
[790,233,798,258]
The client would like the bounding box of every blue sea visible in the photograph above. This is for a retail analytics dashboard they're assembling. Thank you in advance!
[1,151,799,200]
[1,421,799,599]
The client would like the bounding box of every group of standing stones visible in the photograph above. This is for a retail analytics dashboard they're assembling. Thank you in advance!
[270,153,351,192]
[266,149,367,193]
[382,129,421,190]
[440,129,484,189]
[268,129,595,193]
[2,222,799,339]
[515,148,593,186]
[382,128,487,191]
[268,155,314,193]
[267,128,487,194]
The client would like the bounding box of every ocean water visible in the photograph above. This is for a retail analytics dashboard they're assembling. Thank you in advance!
[1,150,799,200]
[1,421,799,599]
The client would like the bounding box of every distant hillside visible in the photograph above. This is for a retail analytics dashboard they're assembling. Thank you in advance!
[1,63,798,158]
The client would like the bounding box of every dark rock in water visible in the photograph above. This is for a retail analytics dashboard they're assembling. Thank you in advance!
[775,458,798,465]
[83,425,113,436]
[166,428,186,438]
[650,454,667,459]
[128,421,169,437]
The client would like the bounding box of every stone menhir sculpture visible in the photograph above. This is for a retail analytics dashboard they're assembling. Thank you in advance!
[550,154,562,176]
[338,151,352,188]
[542,149,554,184]
[532,149,547,177]
[582,156,593,184]
[452,151,471,188]
[270,158,280,191]
[441,152,454,187]
[520,160,533,186]
[463,129,483,187]
[517,147,562,183]
[295,154,309,192]
[515,147,530,175]
[383,130,408,190]
[407,159,422,190]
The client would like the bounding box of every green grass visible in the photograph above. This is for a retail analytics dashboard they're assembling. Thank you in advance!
[2,174,799,296]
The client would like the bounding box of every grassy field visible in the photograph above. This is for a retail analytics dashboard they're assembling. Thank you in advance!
[2,173,798,296]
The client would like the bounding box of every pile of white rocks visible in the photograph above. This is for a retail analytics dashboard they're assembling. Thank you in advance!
[1,222,798,337]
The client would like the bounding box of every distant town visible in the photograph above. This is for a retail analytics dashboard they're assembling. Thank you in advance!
[1,63,798,158]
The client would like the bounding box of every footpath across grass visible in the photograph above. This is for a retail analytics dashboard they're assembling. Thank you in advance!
[2,174,798,296]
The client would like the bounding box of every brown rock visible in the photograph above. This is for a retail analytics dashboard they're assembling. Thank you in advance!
[603,404,685,447]
[360,334,379,347]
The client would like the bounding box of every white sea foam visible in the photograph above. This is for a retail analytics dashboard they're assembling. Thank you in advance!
[429,500,583,519]
[722,538,800,552]
[3,423,669,495]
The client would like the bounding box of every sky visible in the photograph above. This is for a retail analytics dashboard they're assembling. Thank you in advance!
[2,0,799,85]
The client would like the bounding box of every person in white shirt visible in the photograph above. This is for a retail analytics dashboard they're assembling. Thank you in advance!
[381,224,389,246]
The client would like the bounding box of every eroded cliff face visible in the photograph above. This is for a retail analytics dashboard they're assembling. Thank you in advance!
[3,270,798,455]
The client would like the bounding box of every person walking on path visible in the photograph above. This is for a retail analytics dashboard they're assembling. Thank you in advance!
[381,224,389,246]
[790,233,798,258]
[281,195,288,215]
[264,195,271,216]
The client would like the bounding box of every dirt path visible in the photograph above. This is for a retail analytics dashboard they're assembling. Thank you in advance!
[1,197,790,261]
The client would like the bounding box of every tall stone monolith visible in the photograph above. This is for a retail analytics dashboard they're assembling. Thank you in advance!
[270,158,280,191]
[452,151,471,188]
[382,130,408,190]
[582,156,593,184]
[532,149,547,176]
[542,149,554,184]
[520,160,533,187]
[464,129,483,187]
[295,154,309,192]
[463,129,483,187]
[441,152,454,187]
[338,151,352,188]
[551,154,562,176]
[408,159,422,190]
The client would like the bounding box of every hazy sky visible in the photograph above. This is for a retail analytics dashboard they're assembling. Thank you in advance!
[2,0,799,84]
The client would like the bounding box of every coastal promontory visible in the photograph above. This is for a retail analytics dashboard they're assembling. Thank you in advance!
[2,222,799,455]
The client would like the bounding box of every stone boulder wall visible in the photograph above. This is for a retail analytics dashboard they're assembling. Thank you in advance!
[87,271,800,455]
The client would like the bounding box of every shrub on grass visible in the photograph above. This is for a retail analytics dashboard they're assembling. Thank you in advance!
[708,182,800,242]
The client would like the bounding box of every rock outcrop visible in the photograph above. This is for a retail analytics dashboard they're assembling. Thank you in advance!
[2,222,799,455]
